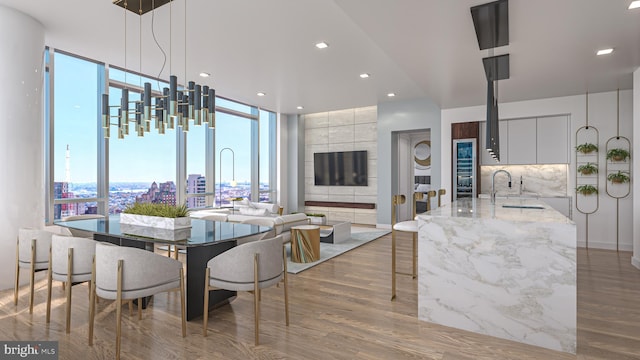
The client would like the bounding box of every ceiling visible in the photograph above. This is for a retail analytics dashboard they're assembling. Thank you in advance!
[1,0,639,114]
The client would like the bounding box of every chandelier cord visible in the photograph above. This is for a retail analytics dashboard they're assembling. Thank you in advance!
[150,0,167,91]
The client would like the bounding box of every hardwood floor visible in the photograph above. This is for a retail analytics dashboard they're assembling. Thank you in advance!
[1,232,639,359]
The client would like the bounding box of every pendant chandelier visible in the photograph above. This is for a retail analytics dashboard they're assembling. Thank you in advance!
[102,0,215,139]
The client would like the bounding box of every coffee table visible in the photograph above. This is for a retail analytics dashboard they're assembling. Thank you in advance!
[319,220,351,244]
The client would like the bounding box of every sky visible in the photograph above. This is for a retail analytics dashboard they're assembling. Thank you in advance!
[52,52,261,184]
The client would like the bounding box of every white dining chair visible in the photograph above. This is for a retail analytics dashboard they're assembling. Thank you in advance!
[15,228,54,313]
[89,243,186,360]
[203,235,289,345]
[46,235,99,333]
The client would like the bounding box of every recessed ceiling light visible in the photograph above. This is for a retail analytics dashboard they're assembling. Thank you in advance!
[629,1,640,9]
[315,42,329,49]
[596,48,614,56]
[257,92,266,97]
[297,106,304,110]
[199,72,210,78]
[359,73,370,79]
[387,93,396,97]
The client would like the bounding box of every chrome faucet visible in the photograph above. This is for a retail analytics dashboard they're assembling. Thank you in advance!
[491,170,512,204]
[519,175,524,195]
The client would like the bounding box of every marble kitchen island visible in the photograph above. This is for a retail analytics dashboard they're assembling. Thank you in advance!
[417,197,576,354]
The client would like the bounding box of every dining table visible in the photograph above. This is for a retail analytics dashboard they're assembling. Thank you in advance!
[55,215,271,321]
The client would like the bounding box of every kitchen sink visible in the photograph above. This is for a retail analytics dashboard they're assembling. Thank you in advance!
[502,204,545,210]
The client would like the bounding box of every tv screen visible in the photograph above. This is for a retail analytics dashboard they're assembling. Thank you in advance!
[314,151,368,186]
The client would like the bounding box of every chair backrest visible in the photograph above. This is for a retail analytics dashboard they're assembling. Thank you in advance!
[51,235,98,276]
[240,217,278,237]
[95,243,182,293]
[61,214,105,221]
[208,235,283,284]
[18,228,53,264]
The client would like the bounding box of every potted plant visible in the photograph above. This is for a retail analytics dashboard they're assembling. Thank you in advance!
[606,148,630,162]
[577,163,598,175]
[576,185,598,196]
[576,143,598,154]
[607,171,630,184]
[121,202,191,229]
[306,213,327,225]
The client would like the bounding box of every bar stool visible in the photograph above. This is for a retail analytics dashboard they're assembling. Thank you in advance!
[391,190,438,300]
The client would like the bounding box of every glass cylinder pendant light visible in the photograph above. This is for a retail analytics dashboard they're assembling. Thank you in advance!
[101,0,216,139]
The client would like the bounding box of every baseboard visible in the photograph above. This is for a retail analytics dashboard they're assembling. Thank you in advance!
[577,241,633,252]
[377,223,391,230]
[632,256,640,270]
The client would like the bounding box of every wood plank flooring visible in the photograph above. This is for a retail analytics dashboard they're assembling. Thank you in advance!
[1,231,639,359]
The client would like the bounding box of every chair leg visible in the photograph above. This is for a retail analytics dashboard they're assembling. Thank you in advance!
[391,229,397,301]
[88,256,96,346]
[29,239,36,314]
[14,237,19,306]
[62,282,65,292]
[283,246,289,326]
[66,248,73,333]
[174,246,179,260]
[46,246,53,323]
[179,268,186,337]
[138,298,142,320]
[116,260,123,360]
[128,300,133,316]
[254,253,260,346]
[412,233,417,279]
[202,267,210,337]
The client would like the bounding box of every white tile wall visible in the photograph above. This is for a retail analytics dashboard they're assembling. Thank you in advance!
[302,106,378,225]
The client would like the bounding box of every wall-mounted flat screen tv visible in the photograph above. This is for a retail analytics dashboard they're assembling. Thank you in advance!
[314,150,368,186]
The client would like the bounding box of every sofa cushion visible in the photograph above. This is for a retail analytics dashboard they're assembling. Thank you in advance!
[251,202,279,213]
[239,207,270,216]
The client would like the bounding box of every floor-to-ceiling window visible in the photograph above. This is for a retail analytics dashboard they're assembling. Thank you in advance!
[45,50,277,220]
[50,51,101,220]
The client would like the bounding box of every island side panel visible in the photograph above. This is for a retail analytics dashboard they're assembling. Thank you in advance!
[417,215,576,354]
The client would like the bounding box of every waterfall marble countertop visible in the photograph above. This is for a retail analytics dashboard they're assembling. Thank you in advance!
[417,197,576,354]
[425,197,574,224]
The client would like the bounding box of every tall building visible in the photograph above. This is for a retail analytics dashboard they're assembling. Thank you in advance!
[187,174,206,208]
[136,181,176,206]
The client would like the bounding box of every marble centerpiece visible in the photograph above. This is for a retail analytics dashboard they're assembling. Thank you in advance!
[417,197,576,354]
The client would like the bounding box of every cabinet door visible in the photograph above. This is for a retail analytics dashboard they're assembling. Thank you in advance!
[536,116,569,164]
[480,121,509,164]
[506,118,537,164]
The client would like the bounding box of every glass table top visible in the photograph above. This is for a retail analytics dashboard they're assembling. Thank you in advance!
[55,215,271,247]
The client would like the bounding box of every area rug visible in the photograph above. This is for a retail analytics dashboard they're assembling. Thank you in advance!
[286,227,390,274]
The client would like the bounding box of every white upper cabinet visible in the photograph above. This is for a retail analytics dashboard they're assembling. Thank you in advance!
[478,115,569,165]
[507,118,537,164]
[536,116,569,164]
[480,120,509,165]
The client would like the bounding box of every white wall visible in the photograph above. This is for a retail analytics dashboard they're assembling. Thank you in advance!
[0,5,45,290]
[633,68,640,269]
[442,90,633,251]
[303,106,378,225]
[377,98,441,226]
